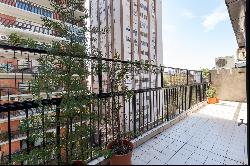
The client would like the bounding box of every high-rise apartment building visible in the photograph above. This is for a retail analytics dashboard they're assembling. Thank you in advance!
[89,0,163,92]
[89,0,163,133]
[0,0,86,159]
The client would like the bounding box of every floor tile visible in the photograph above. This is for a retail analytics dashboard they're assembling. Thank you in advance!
[131,101,246,165]
[147,157,163,165]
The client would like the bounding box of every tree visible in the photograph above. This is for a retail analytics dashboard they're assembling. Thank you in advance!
[11,0,105,164]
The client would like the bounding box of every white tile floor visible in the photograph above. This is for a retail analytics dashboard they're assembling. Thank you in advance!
[132,101,247,165]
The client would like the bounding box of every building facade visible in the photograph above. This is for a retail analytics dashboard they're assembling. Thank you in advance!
[0,0,85,160]
[89,0,163,133]
[90,0,163,92]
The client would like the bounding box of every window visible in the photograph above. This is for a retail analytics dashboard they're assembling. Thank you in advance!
[31,6,35,13]
[37,7,41,14]
[15,0,53,19]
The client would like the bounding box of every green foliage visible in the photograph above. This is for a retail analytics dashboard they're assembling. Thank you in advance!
[8,33,22,46]
[202,68,210,79]
[206,86,216,98]
[8,33,38,48]
[10,0,102,165]
[26,38,38,49]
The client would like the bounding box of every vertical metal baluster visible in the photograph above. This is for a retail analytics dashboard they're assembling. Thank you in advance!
[175,88,177,117]
[56,104,61,164]
[157,90,159,124]
[128,99,131,135]
[111,96,114,140]
[104,98,108,146]
[149,90,152,130]
[89,103,93,161]
[152,91,155,127]
[196,85,198,104]
[162,89,164,123]
[69,113,73,161]
[117,95,120,139]
[199,85,202,102]
[142,92,145,132]
[189,86,193,109]
[184,86,187,111]
[97,99,100,147]
[132,94,136,138]
[146,92,149,131]
[8,109,11,162]
[42,106,45,165]
[165,89,167,120]
[138,93,141,132]
[171,88,173,118]
[79,102,83,161]
[123,96,126,138]
[169,89,171,120]
[25,107,30,164]
[177,87,180,115]
[203,84,205,101]
[156,90,159,126]
[181,86,184,113]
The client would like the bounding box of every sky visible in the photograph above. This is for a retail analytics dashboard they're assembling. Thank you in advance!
[162,0,238,70]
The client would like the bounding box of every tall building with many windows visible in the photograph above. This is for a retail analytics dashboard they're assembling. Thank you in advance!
[90,0,163,92]
[89,0,163,133]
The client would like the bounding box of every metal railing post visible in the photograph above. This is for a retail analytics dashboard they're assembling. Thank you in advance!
[161,66,164,88]
[132,94,137,138]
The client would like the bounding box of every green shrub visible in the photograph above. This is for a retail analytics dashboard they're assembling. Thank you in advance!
[206,86,216,98]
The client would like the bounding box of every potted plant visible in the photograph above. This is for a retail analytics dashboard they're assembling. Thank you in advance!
[104,60,152,165]
[206,86,218,104]
[201,68,210,83]
[100,54,134,165]
[10,0,104,165]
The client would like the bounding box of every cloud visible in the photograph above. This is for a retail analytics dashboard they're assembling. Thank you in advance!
[181,9,196,19]
[202,5,228,32]
[163,24,176,33]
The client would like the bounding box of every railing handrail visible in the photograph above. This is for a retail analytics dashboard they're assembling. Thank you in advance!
[0,44,204,73]
[0,16,57,37]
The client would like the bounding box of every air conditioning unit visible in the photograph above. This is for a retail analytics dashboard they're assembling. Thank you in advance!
[18,82,30,91]
[0,35,8,43]
[215,56,235,69]
[18,59,30,70]
[236,47,246,61]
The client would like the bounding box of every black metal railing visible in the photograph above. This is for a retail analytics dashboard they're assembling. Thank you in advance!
[0,45,210,164]
[0,16,59,37]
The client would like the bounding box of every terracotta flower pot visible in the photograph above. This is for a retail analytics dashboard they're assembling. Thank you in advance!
[216,97,220,103]
[72,160,87,165]
[107,140,134,165]
[207,97,217,104]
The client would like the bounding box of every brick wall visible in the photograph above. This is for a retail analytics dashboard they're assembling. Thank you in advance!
[1,141,20,155]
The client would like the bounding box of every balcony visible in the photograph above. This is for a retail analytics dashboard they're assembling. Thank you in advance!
[0,43,248,165]
[130,101,247,165]
[0,16,62,43]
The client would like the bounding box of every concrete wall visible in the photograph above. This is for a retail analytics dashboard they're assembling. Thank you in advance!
[210,68,246,102]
